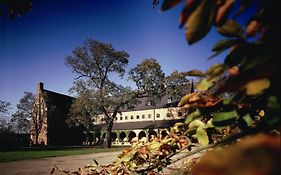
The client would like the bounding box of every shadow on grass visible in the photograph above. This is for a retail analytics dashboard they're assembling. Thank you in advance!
[0,145,129,162]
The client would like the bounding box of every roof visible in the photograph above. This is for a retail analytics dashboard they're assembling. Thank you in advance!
[100,119,185,130]
[43,89,74,115]
[39,80,194,114]
[121,95,180,112]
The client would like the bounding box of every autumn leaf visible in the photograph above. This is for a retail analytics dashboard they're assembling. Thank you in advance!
[217,19,243,38]
[179,0,201,28]
[189,119,205,128]
[228,66,239,76]
[242,114,255,127]
[244,78,270,95]
[178,93,192,107]
[182,70,204,77]
[204,63,225,77]
[195,126,209,145]
[246,19,261,37]
[215,0,235,25]
[185,0,216,44]
[212,110,238,127]
[185,109,201,124]
[161,0,182,11]
[196,78,213,91]
[211,39,240,52]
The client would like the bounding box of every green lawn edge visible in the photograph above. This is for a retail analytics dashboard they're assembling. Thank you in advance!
[0,146,128,162]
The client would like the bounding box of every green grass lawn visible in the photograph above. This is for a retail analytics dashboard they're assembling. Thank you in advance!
[0,146,128,162]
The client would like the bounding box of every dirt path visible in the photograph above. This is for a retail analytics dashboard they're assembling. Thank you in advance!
[0,151,121,175]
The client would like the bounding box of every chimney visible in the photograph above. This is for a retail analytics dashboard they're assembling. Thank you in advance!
[190,80,194,93]
[37,82,44,92]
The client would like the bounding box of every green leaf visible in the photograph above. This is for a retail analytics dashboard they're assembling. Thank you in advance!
[207,50,224,60]
[267,96,280,110]
[149,141,162,154]
[212,110,238,126]
[204,63,225,77]
[244,78,270,96]
[212,39,240,52]
[196,78,213,91]
[242,114,254,127]
[223,96,233,105]
[189,119,205,129]
[217,19,243,38]
[179,0,201,28]
[182,70,204,77]
[161,0,182,11]
[185,0,216,45]
[185,109,201,124]
[178,93,192,107]
[195,126,209,146]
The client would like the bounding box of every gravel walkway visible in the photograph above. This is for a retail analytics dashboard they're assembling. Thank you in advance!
[0,151,121,175]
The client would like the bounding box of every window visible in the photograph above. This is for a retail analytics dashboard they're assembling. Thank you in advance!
[115,117,117,120]
[142,115,145,119]
[167,97,172,103]
[148,114,151,118]
[131,115,134,119]
[120,116,123,120]
[125,116,128,120]
[156,113,160,118]
[136,115,140,119]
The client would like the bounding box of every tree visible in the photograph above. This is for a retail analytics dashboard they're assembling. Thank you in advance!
[67,80,99,145]
[65,39,166,148]
[54,1,280,174]
[165,70,191,99]
[0,0,32,20]
[0,100,12,132]
[11,92,35,134]
[129,58,166,105]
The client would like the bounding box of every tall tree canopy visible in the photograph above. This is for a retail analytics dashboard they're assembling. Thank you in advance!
[165,70,191,99]
[11,92,35,134]
[65,39,168,147]
[129,58,166,105]
[0,100,12,132]
[55,1,280,174]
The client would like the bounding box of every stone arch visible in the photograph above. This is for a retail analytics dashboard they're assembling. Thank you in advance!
[138,131,146,139]
[119,131,126,141]
[128,131,136,142]
[111,132,117,142]
[148,130,157,140]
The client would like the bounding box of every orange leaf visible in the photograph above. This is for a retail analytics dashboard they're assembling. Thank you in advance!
[215,0,235,25]
[246,20,261,37]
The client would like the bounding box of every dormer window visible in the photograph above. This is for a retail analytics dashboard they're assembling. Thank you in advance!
[167,97,172,103]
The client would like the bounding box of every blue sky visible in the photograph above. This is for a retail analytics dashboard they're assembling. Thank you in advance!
[0,0,228,111]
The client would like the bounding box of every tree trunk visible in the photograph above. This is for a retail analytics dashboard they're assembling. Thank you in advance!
[105,120,113,148]
[35,131,39,145]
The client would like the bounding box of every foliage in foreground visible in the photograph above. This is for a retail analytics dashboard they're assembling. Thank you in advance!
[54,0,280,174]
